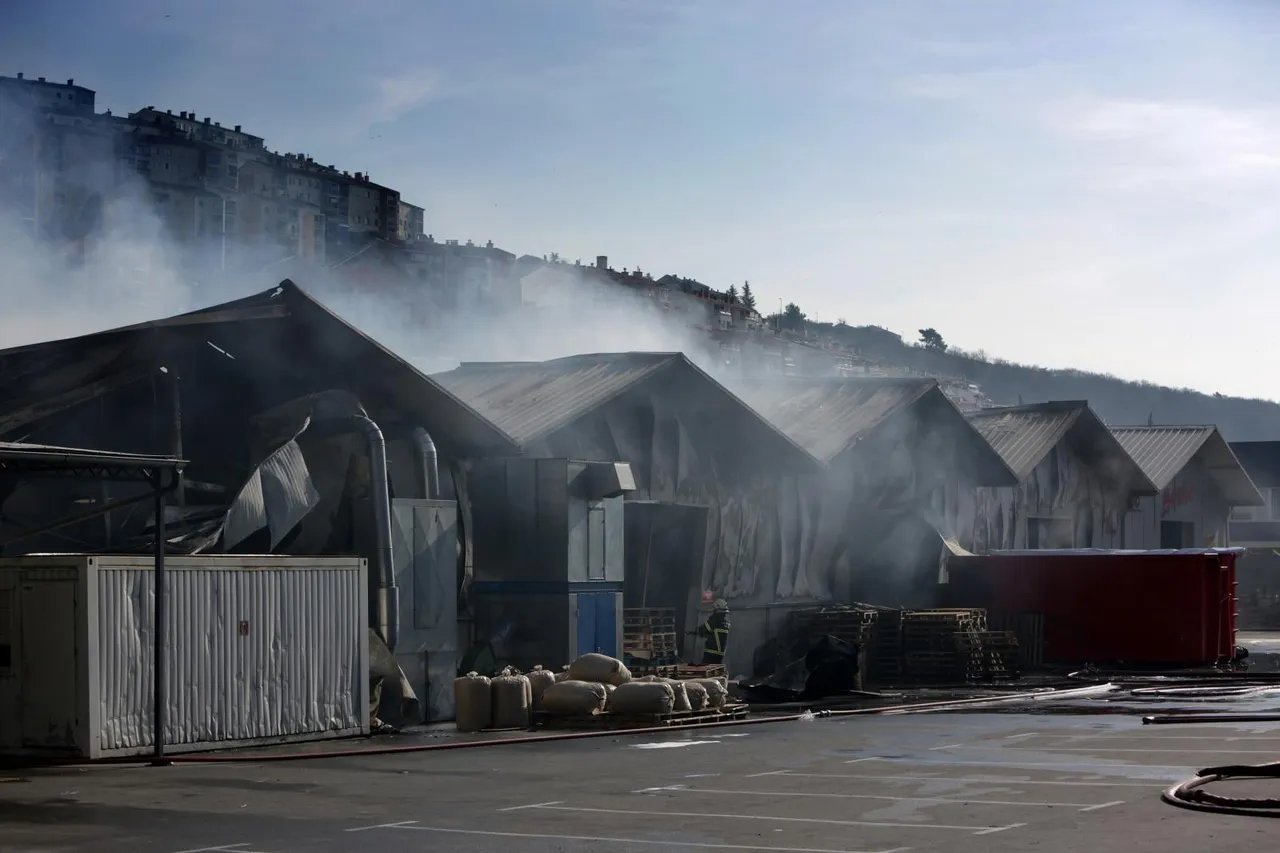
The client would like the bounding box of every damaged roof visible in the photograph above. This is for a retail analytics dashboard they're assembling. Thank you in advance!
[1112,426,1264,507]
[967,401,1158,493]
[0,280,519,458]
[0,440,184,480]
[433,352,820,470]
[733,376,1017,485]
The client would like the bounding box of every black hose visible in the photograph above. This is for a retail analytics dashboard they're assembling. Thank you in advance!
[1163,762,1280,817]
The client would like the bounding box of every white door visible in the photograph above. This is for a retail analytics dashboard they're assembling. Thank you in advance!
[20,581,79,748]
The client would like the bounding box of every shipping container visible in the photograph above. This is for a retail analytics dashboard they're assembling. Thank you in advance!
[944,549,1239,666]
[0,554,368,758]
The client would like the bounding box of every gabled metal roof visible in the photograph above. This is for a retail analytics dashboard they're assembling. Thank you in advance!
[733,376,1017,485]
[1230,441,1280,489]
[433,352,821,471]
[0,280,519,458]
[735,377,936,464]
[1113,426,1264,507]
[966,402,1083,481]
[966,401,1157,494]
[434,353,683,447]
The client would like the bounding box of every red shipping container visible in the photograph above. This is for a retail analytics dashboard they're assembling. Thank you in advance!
[944,549,1239,665]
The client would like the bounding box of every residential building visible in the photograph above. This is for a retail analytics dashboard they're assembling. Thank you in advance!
[238,158,327,265]
[964,402,1157,551]
[1110,426,1261,549]
[0,74,118,249]
[1228,441,1280,629]
[405,236,517,309]
[398,200,424,242]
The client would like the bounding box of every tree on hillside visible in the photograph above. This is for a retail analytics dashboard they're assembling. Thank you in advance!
[741,281,757,311]
[918,328,948,352]
[781,302,807,331]
[726,284,739,302]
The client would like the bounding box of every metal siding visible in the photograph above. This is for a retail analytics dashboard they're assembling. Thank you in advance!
[391,499,458,722]
[93,555,366,754]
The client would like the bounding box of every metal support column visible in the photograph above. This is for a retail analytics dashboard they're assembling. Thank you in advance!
[151,470,169,766]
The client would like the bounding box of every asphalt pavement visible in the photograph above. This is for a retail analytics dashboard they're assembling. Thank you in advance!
[4,705,1280,853]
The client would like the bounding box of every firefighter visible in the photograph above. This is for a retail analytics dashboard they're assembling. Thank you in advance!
[691,599,731,665]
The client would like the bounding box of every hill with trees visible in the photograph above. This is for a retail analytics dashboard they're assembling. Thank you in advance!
[776,308,1280,440]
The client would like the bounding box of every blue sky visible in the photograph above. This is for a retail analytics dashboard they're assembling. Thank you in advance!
[5,0,1279,397]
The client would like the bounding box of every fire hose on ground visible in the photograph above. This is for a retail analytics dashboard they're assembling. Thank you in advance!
[1163,762,1280,818]
[0,683,1119,768]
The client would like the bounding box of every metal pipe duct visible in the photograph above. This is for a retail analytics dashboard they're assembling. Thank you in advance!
[353,415,398,653]
[411,427,440,500]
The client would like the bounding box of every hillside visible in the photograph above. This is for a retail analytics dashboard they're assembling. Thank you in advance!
[810,322,1280,440]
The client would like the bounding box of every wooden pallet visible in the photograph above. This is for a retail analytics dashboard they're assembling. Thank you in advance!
[628,663,679,677]
[535,704,749,730]
[673,664,727,680]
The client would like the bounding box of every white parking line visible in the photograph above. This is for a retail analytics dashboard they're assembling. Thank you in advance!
[498,801,566,812]
[360,822,912,853]
[767,770,1170,788]
[508,802,1025,835]
[940,745,1280,755]
[1009,733,1280,742]
[168,845,253,853]
[345,821,421,832]
[844,756,1187,773]
[631,783,1122,811]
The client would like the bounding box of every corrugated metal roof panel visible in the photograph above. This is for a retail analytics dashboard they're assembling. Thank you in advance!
[432,353,686,447]
[1114,426,1264,506]
[1110,426,1213,490]
[735,377,937,463]
[965,402,1086,481]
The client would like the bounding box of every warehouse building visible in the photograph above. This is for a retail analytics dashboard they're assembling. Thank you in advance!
[1111,425,1262,549]
[964,401,1158,551]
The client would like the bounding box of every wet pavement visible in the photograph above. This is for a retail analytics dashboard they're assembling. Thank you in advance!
[4,703,1280,853]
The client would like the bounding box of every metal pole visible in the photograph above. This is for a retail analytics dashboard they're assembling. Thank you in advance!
[152,470,169,765]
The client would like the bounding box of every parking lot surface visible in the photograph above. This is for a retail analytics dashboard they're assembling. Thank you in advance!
[3,710,1279,852]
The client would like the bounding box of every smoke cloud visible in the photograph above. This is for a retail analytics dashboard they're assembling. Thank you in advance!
[0,104,724,380]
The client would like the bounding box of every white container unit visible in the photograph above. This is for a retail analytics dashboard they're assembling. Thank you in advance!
[0,555,369,758]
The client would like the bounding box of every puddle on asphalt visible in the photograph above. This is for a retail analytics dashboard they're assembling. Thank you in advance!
[632,740,722,749]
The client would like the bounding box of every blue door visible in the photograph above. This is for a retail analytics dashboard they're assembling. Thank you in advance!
[577,593,618,658]
[577,593,597,657]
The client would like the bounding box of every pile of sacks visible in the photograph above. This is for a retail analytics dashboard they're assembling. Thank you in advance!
[538,653,731,718]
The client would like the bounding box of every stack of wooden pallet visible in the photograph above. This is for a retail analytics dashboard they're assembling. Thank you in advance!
[871,608,903,684]
[901,608,989,683]
[673,663,727,680]
[953,630,1021,681]
[623,607,680,674]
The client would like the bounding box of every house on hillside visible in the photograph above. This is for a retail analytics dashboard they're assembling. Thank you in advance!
[735,377,1015,605]
[433,352,824,675]
[964,402,1157,551]
[1110,426,1262,549]
[1227,441,1280,629]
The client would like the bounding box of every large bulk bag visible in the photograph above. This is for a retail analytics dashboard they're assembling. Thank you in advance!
[568,653,632,686]
[554,666,572,683]
[666,679,691,712]
[454,672,493,732]
[694,678,729,708]
[491,668,532,729]
[540,680,609,715]
[683,681,709,711]
[608,681,675,716]
[528,666,558,710]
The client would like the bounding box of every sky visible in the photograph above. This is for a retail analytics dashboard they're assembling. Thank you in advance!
[4,0,1280,398]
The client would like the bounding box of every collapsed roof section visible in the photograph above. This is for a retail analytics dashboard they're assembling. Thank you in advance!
[966,401,1158,495]
[433,352,821,474]
[735,376,1017,487]
[0,280,518,459]
[1111,425,1263,507]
